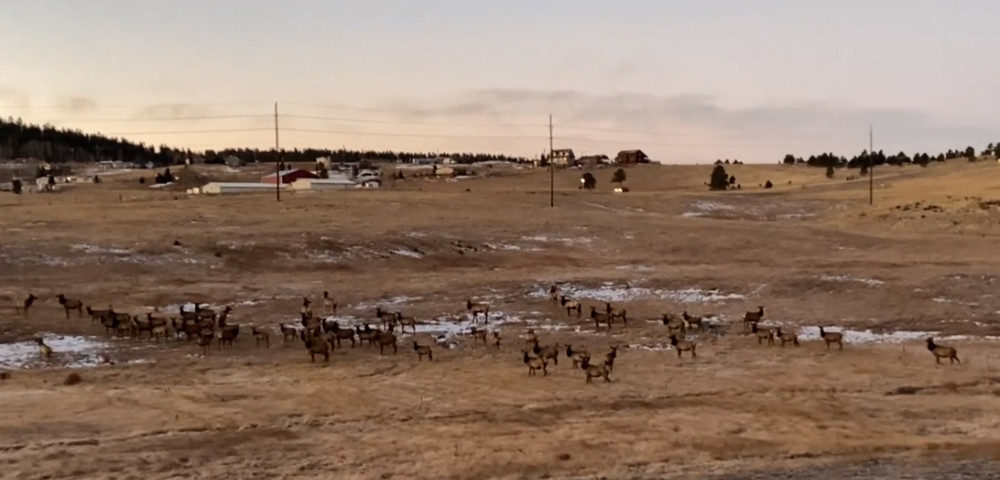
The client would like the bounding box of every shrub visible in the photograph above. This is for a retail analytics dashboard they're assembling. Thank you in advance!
[63,373,82,386]
[825,165,835,179]
[582,172,596,190]
[611,168,626,184]
[11,179,22,194]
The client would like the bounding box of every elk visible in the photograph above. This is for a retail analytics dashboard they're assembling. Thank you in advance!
[322,290,337,315]
[36,338,53,359]
[743,306,765,332]
[522,351,547,376]
[395,313,418,334]
[302,330,330,363]
[548,284,561,303]
[531,339,560,366]
[86,305,113,324]
[375,306,400,330]
[196,331,214,356]
[251,326,270,349]
[217,324,239,349]
[579,354,611,384]
[560,296,582,318]
[374,330,398,355]
[751,323,775,346]
[604,345,619,373]
[605,302,627,326]
[565,344,589,368]
[55,294,84,319]
[925,337,960,365]
[681,311,704,331]
[325,321,356,349]
[466,299,490,323]
[280,324,300,344]
[470,327,488,346]
[413,341,433,362]
[818,326,844,351]
[775,327,799,347]
[356,325,378,347]
[590,306,612,331]
[669,334,697,359]
[14,293,37,317]
[492,331,501,350]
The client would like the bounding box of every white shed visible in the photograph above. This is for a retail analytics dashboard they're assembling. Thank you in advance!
[201,182,286,195]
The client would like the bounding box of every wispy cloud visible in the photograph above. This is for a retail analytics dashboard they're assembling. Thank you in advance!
[132,104,214,119]
[0,86,30,108]
[55,95,98,113]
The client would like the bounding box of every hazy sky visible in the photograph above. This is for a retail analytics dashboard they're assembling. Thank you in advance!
[3,0,1000,163]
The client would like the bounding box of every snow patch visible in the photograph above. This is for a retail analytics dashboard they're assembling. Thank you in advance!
[819,275,885,287]
[531,282,744,304]
[0,335,109,370]
[392,248,424,259]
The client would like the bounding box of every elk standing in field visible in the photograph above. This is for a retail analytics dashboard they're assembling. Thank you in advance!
[548,284,561,303]
[590,306,612,331]
[86,305,113,324]
[818,326,844,351]
[470,327,488,346]
[775,327,799,347]
[606,302,628,326]
[531,339,560,366]
[301,330,330,363]
[251,326,270,349]
[681,311,704,331]
[669,334,697,359]
[374,330,398,355]
[375,306,400,331]
[603,345,619,373]
[14,293,37,317]
[752,323,775,346]
[743,306,764,333]
[395,313,418,334]
[566,344,589,368]
[413,341,433,362]
[560,296,582,319]
[580,354,611,384]
[522,351,547,376]
[925,337,960,364]
[466,299,490,323]
[322,291,337,315]
[56,294,84,319]
[492,331,501,350]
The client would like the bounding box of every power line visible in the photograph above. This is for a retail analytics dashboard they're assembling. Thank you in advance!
[282,113,545,130]
[101,128,271,135]
[39,114,271,123]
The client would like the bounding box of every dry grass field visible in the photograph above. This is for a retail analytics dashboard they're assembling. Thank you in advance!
[2,160,1000,479]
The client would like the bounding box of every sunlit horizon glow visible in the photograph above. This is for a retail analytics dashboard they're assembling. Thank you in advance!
[3,0,1000,163]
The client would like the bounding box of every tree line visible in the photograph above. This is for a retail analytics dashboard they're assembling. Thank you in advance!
[0,117,529,166]
[781,143,1000,172]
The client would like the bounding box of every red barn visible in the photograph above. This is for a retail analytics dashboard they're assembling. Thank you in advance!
[261,169,317,185]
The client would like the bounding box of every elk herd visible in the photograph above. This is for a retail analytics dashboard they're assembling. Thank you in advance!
[6,284,967,383]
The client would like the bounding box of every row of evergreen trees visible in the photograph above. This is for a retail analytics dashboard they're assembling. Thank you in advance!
[0,117,529,166]
[782,143,1000,169]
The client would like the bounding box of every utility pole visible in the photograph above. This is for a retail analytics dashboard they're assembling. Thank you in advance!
[869,124,874,207]
[274,102,281,202]
[549,114,554,208]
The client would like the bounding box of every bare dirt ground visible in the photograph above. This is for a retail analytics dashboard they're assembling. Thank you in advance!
[2,161,1000,479]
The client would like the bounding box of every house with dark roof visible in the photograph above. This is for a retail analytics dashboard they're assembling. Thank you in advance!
[616,150,649,165]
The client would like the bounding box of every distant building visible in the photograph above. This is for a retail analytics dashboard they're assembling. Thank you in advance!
[261,169,317,185]
[576,155,610,168]
[201,182,287,195]
[616,150,649,165]
[224,155,242,168]
[550,149,575,166]
[290,176,357,191]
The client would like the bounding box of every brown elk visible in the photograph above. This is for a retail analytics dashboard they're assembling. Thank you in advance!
[56,294,84,319]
